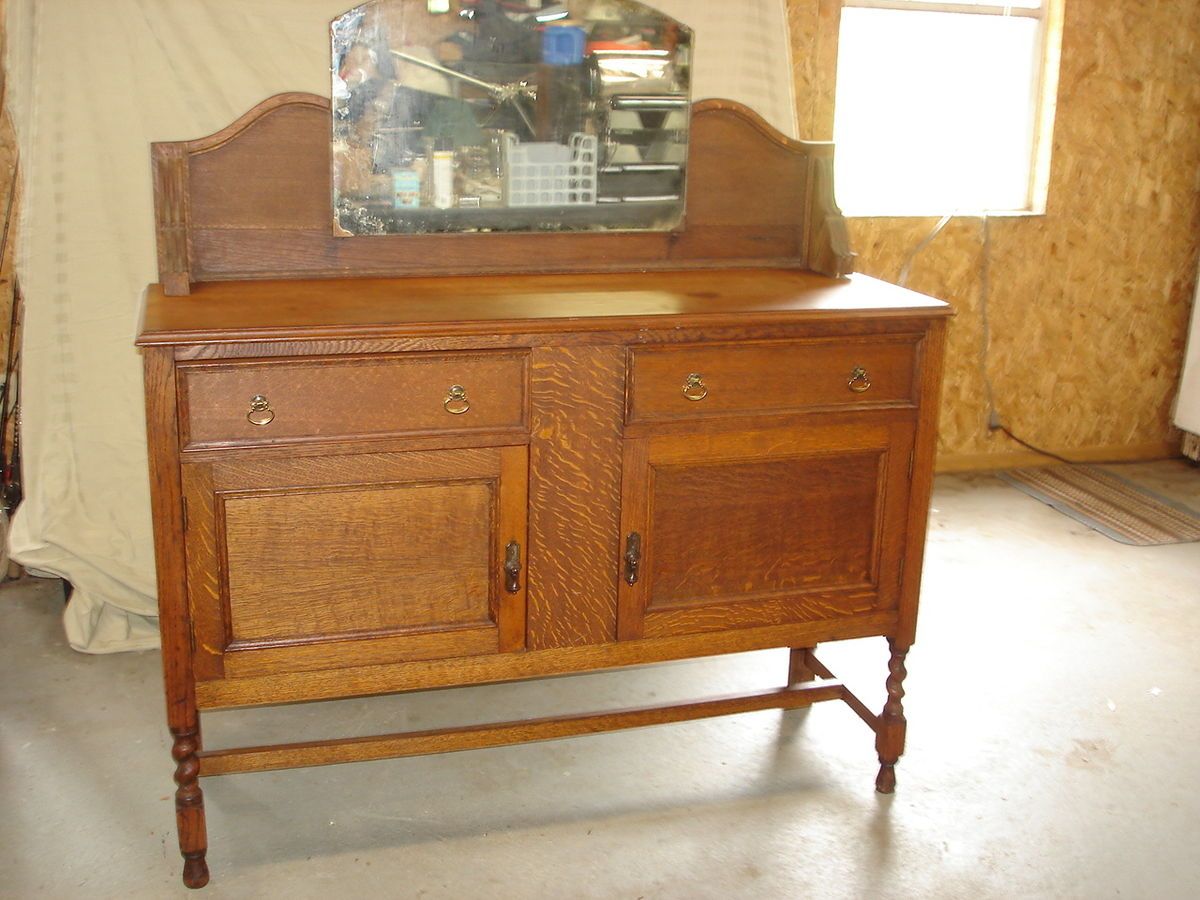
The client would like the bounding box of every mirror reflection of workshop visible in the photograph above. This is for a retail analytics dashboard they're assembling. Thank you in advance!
[332,0,692,234]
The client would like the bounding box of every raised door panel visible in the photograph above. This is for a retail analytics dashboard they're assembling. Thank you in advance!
[183,446,527,679]
[617,422,914,640]
[223,482,493,641]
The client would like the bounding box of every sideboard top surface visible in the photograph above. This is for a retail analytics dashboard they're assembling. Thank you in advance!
[138,269,950,346]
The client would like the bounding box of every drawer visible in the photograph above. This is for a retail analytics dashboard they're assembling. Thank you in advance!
[627,337,919,424]
[179,351,529,448]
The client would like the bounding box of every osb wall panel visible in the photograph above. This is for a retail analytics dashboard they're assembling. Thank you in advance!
[788,0,1200,463]
[789,0,839,139]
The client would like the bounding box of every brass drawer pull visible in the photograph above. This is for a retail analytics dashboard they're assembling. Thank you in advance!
[624,532,642,586]
[682,373,708,402]
[246,395,275,426]
[849,367,872,394]
[504,541,522,594]
[444,385,471,415]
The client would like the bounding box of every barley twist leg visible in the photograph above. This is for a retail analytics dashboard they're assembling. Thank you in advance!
[875,640,909,794]
[172,728,209,888]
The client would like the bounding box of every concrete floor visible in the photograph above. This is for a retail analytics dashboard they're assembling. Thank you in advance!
[2,463,1200,899]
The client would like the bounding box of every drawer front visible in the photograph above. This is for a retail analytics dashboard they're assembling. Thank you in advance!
[627,337,919,424]
[180,351,528,448]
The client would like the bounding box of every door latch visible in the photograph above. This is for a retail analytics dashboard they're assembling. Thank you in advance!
[504,541,522,594]
[624,532,642,586]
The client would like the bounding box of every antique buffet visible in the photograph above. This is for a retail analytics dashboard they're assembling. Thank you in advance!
[138,0,950,887]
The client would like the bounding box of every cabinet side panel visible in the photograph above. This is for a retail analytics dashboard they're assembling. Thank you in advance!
[897,320,949,647]
[143,347,197,729]
[527,345,625,648]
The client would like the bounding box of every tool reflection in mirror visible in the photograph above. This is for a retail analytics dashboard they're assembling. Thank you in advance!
[390,48,539,138]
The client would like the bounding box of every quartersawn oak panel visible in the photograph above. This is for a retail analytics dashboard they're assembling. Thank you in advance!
[618,421,915,640]
[223,481,495,643]
[526,345,625,648]
[182,446,528,677]
[182,463,224,680]
[188,101,329,231]
[647,451,883,607]
[642,592,879,639]
[628,335,919,424]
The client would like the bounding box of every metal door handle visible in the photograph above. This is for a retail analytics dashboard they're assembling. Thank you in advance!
[504,541,522,594]
[624,532,642,586]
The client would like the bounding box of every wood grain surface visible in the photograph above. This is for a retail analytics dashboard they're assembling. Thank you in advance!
[181,464,224,681]
[197,683,848,777]
[627,334,919,424]
[179,350,528,449]
[182,446,528,677]
[151,96,856,291]
[526,345,625,648]
[196,612,899,710]
[143,347,210,883]
[222,481,494,641]
[646,452,883,604]
[619,420,914,640]
[896,322,947,646]
[221,627,501,680]
[143,347,197,726]
[139,269,949,347]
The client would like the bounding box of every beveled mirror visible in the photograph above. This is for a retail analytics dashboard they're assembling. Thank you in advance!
[331,0,692,235]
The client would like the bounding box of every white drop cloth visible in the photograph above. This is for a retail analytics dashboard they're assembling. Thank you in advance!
[1176,259,1200,456]
[3,0,795,652]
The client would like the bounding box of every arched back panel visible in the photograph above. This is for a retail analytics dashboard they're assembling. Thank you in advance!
[152,94,852,294]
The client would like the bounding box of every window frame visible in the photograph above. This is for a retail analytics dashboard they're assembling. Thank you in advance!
[833,0,1065,216]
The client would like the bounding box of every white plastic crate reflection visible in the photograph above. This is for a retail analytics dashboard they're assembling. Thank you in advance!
[504,133,598,207]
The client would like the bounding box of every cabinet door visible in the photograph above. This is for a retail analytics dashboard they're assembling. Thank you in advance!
[183,446,527,680]
[617,422,914,640]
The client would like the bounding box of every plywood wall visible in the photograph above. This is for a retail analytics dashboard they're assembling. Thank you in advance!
[787,0,1200,466]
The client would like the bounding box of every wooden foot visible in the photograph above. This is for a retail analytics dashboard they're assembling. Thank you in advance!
[875,762,897,794]
[788,646,817,685]
[182,853,210,890]
[172,729,210,888]
[874,640,909,794]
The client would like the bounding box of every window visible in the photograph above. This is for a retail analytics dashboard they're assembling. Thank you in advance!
[832,0,1063,216]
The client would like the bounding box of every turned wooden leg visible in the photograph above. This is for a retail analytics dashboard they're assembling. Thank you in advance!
[874,640,909,794]
[172,728,210,889]
[788,646,817,685]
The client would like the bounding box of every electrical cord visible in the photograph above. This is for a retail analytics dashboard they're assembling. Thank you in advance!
[996,425,1075,465]
[898,212,953,289]
[979,213,1079,465]
[979,213,1000,421]
[903,209,1077,466]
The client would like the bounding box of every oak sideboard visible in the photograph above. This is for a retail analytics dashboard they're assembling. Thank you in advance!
[139,93,950,888]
